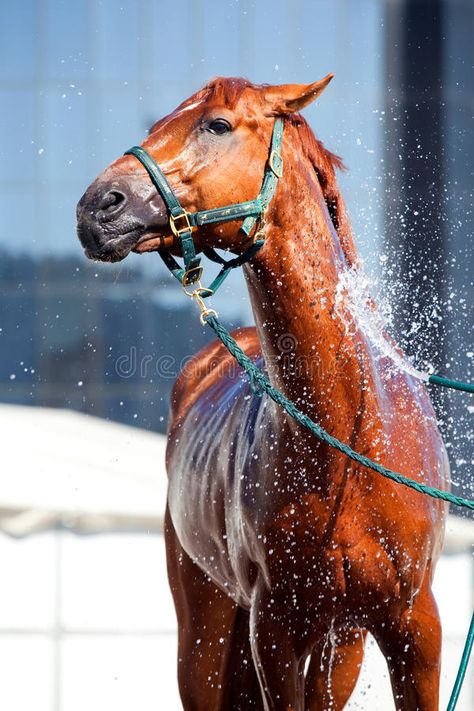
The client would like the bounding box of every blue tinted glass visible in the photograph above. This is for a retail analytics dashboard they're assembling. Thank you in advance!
[150,0,191,83]
[45,0,90,80]
[43,89,90,186]
[45,188,83,257]
[346,1,383,89]
[96,0,139,81]
[95,87,143,166]
[252,0,292,81]
[297,1,343,85]
[0,190,41,255]
[0,0,38,80]
[0,90,36,182]
[0,293,37,383]
[36,292,96,387]
[151,81,190,119]
[200,0,239,78]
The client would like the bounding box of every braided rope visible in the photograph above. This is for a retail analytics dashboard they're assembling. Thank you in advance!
[205,315,474,511]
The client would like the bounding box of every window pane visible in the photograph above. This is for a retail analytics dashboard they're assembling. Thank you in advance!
[0,635,53,711]
[0,90,36,182]
[0,533,55,629]
[0,1,39,81]
[43,89,90,187]
[150,0,191,82]
[95,88,144,166]
[44,188,84,256]
[61,636,180,711]
[95,0,139,81]
[45,0,90,81]
[61,533,175,631]
[0,290,38,384]
[201,0,239,77]
[0,190,41,254]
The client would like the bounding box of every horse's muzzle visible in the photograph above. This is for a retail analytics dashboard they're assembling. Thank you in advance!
[76,170,169,262]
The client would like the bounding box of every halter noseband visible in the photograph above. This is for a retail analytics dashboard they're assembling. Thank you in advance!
[124,117,284,294]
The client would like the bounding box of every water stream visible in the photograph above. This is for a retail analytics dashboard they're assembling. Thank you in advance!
[334,266,430,382]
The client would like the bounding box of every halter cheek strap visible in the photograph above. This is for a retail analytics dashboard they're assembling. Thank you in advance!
[124,117,284,294]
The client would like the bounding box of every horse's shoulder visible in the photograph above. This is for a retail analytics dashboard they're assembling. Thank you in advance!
[169,326,260,423]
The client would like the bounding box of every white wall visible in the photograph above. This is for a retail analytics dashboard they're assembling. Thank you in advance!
[0,531,472,710]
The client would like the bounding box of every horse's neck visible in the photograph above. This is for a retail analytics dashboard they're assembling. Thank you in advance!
[245,136,368,427]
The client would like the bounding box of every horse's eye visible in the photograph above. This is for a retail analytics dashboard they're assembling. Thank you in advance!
[207,119,232,135]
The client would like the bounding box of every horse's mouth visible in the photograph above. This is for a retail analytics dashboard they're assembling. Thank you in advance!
[77,173,172,263]
[133,231,174,254]
[81,225,175,263]
[82,227,144,263]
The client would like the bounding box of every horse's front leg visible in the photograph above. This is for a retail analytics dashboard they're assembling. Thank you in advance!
[249,575,309,711]
[373,579,442,711]
[304,627,367,711]
[165,506,264,711]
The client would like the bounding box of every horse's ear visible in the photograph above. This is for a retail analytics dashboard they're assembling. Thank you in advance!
[263,73,334,115]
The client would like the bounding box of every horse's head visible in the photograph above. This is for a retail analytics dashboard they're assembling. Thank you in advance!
[77,75,333,263]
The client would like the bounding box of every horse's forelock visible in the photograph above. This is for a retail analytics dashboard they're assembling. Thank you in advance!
[176,77,255,113]
[203,77,255,108]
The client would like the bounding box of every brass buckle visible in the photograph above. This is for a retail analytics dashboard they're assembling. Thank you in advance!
[252,213,268,244]
[198,304,218,326]
[169,210,193,237]
[182,266,203,286]
[269,150,283,179]
[252,221,266,244]
[182,282,218,325]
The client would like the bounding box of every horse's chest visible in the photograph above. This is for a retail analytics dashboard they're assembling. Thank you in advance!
[167,385,275,599]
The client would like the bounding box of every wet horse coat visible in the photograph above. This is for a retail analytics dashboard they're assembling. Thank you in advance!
[77,76,448,710]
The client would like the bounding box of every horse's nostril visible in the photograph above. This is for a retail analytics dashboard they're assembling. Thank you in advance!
[99,190,127,215]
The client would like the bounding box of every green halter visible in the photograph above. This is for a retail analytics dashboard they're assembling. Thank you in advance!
[124,118,284,293]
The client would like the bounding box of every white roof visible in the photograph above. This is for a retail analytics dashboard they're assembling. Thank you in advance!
[0,404,168,536]
[0,404,472,549]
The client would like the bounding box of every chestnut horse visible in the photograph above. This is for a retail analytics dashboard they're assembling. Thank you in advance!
[77,76,448,710]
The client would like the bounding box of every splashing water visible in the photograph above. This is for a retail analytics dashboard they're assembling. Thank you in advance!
[334,266,430,381]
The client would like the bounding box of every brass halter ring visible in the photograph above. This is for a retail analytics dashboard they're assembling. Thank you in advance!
[182,282,218,324]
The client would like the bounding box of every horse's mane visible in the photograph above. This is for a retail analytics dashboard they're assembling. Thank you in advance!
[182,77,359,267]
[288,113,359,267]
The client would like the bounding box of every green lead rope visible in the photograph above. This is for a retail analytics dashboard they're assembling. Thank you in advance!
[428,373,474,394]
[203,313,473,710]
[204,314,474,510]
[446,611,474,711]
